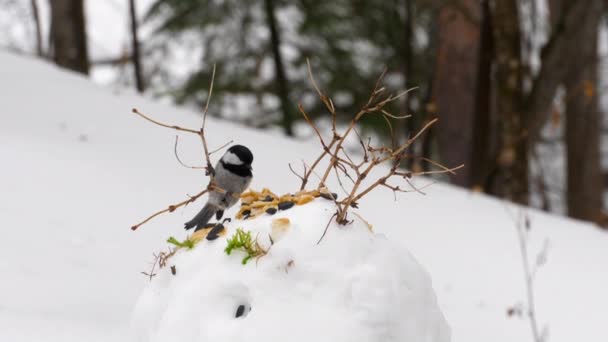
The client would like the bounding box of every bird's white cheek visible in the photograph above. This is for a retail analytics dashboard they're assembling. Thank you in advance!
[222,151,243,165]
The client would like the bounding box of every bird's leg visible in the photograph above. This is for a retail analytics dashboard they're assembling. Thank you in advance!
[216,210,224,220]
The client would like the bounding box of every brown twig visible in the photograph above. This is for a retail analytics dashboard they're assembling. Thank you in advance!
[174,135,205,170]
[288,162,306,183]
[209,139,233,155]
[131,188,209,231]
[141,253,159,281]
[130,65,220,231]
[296,65,463,224]
[199,64,217,175]
[141,247,177,281]
[131,108,199,134]
[317,212,338,244]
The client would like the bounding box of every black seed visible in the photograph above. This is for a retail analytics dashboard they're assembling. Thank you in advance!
[320,192,333,201]
[278,201,295,210]
[320,192,338,200]
[170,265,177,275]
[242,209,251,217]
[265,207,277,215]
[206,224,225,241]
[262,195,274,202]
[235,305,246,318]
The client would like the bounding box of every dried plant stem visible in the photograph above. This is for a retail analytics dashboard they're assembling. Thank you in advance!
[130,64,228,231]
[200,64,216,174]
[131,188,209,231]
[131,108,198,134]
[515,212,543,342]
[317,212,338,245]
[297,63,464,224]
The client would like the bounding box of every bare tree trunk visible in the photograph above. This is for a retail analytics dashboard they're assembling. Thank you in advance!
[30,0,43,57]
[564,0,603,223]
[547,0,603,224]
[263,0,294,137]
[431,0,481,187]
[524,1,599,143]
[129,0,144,93]
[490,0,528,204]
[471,0,494,190]
[49,0,89,75]
[402,0,416,168]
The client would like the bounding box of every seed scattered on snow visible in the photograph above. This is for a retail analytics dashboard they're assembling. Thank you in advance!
[278,201,295,210]
[319,192,338,201]
[235,305,246,318]
[206,224,225,241]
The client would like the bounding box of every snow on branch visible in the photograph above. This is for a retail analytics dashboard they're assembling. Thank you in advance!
[297,60,464,225]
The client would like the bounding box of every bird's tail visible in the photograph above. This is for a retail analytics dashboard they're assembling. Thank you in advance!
[184,203,217,230]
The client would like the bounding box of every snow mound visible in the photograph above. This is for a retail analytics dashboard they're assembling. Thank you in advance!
[131,200,450,342]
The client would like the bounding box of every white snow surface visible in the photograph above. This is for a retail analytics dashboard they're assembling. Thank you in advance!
[132,201,449,342]
[0,51,607,342]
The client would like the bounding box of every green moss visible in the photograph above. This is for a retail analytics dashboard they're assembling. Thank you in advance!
[167,236,195,249]
[225,228,265,264]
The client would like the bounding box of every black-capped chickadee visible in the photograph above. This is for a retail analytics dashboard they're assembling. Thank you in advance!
[184,145,253,231]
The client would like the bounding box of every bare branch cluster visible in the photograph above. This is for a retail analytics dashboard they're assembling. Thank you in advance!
[293,61,464,224]
[130,65,228,231]
[141,248,177,281]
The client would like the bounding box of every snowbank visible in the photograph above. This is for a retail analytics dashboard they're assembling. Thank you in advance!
[131,200,450,342]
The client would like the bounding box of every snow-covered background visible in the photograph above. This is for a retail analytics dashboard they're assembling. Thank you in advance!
[1,48,607,341]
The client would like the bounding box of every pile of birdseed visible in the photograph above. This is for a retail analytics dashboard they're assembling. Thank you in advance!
[236,188,337,220]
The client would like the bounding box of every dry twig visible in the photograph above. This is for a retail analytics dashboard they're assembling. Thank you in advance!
[130,64,228,231]
[297,60,464,224]
[514,211,547,342]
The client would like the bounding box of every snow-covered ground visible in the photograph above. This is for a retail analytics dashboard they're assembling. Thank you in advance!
[1,51,607,342]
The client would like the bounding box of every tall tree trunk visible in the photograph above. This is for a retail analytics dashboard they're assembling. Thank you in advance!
[524,1,598,143]
[564,0,603,223]
[263,0,294,137]
[129,0,144,93]
[471,0,494,190]
[30,0,43,57]
[547,0,603,224]
[490,0,528,204]
[431,0,481,187]
[402,0,416,168]
[49,0,89,75]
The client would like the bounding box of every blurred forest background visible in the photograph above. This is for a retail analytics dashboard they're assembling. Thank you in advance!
[2,0,607,228]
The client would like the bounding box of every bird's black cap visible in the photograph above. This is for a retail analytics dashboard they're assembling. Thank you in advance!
[228,145,253,165]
